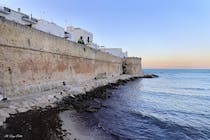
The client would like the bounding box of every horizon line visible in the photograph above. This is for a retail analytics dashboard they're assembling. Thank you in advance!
[142,68,210,70]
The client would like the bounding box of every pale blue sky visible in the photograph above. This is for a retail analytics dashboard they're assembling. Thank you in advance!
[1,0,210,68]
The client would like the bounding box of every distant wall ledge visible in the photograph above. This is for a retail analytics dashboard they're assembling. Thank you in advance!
[125,57,142,59]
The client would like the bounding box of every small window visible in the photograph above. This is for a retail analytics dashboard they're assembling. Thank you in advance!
[87,36,90,43]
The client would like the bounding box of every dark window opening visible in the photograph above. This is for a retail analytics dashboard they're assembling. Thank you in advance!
[87,36,90,43]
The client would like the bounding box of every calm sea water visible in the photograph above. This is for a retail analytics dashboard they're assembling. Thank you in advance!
[60,69,210,140]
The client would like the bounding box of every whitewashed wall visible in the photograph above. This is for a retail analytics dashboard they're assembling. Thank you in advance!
[100,48,126,58]
[0,6,32,25]
[66,26,93,44]
[32,20,65,37]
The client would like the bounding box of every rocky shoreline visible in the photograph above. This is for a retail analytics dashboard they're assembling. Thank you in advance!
[0,75,140,140]
[0,73,158,139]
[57,77,139,113]
[0,75,141,124]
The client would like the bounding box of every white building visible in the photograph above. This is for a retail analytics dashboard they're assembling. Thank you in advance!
[65,26,93,45]
[122,51,128,58]
[0,6,64,38]
[0,6,38,25]
[87,42,100,49]
[99,48,128,58]
[32,19,65,37]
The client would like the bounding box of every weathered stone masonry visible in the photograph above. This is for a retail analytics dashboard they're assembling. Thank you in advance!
[0,19,143,97]
[123,57,143,76]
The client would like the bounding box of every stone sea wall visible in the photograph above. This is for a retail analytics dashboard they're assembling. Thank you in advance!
[0,19,143,97]
[123,57,144,76]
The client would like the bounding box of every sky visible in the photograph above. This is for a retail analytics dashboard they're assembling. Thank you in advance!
[1,0,210,69]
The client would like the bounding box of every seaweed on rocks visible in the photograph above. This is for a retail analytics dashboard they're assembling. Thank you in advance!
[58,77,140,113]
[0,107,64,140]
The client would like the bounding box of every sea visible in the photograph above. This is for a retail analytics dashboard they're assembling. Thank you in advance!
[59,69,210,140]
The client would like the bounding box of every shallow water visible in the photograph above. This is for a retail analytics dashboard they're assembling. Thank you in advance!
[60,69,210,139]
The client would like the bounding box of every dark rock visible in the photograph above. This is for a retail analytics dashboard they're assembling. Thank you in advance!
[85,108,98,113]
[1,98,7,101]
[142,74,159,78]
[101,104,108,108]
[62,81,66,86]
